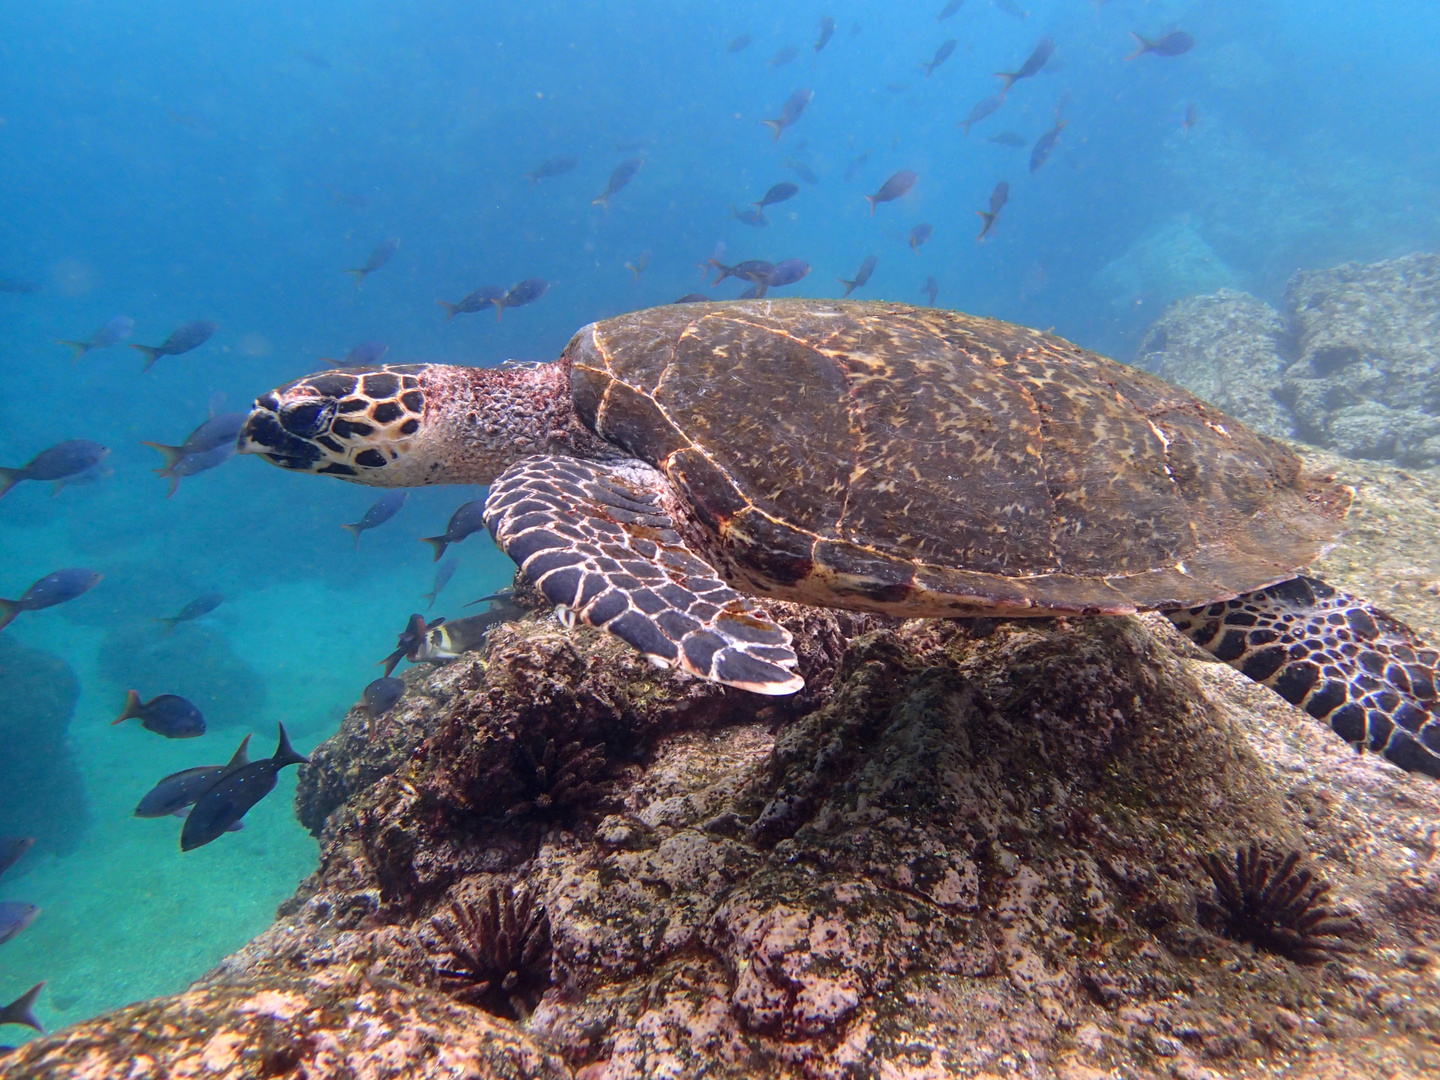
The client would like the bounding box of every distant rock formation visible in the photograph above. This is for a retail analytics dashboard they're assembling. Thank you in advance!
[0,636,85,855]
[1137,251,1440,468]
[7,558,1440,1078]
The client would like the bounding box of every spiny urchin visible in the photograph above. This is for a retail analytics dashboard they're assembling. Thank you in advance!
[1198,843,1365,964]
[429,880,552,1018]
[504,736,608,823]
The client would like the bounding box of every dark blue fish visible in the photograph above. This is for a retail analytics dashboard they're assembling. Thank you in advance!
[0,903,37,945]
[986,132,1027,148]
[0,839,33,880]
[422,558,459,609]
[960,94,1006,135]
[838,255,877,297]
[710,259,774,286]
[726,34,753,54]
[421,499,488,560]
[497,278,549,320]
[361,677,405,720]
[522,156,577,186]
[341,490,408,548]
[754,182,799,210]
[864,170,917,214]
[153,592,225,634]
[766,259,810,288]
[732,205,768,227]
[922,39,957,77]
[0,279,40,294]
[673,293,711,304]
[996,37,1054,92]
[129,320,217,371]
[768,45,798,68]
[977,181,1010,240]
[0,569,101,631]
[344,342,390,365]
[843,152,870,181]
[814,16,836,53]
[937,0,963,18]
[0,982,44,1033]
[993,0,1027,20]
[782,158,819,184]
[438,286,506,322]
[922,276,939,305]
[593,158,643,209]
[762,89,813,141]
[1030,115,1067,172]
[113,691,206,739]
[0,441,110,500]
[134,736,252,818]
[909,223,934,251]
[180,725,308,851]
[143,414,244,497]
[57,315,133,360]
[345,238,401,286]
[1127,31,1194,59]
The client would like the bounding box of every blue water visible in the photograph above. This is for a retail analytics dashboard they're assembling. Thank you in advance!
[1,0,1438,1042]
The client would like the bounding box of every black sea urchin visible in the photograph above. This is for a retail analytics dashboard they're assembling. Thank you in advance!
[504,736,608,823]
[1198,844,1365,964]
[429,880,552,1018]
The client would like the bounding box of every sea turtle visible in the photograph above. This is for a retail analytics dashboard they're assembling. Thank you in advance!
[238,300,1440,780]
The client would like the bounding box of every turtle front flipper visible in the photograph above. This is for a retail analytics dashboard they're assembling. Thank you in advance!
[1168,577,1440,779]
[484,455,804,695]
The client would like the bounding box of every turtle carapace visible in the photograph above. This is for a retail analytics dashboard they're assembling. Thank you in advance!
[238,300,1440,781]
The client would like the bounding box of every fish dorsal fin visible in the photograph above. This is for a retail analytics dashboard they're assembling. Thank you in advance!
[226,733,252,769]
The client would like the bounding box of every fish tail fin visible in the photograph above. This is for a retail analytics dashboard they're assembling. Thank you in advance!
[129,343,162,371]
[522,172,538,187]
[837,277,856,298]
[420,535,449,562]
[1124,32,1151,60]
[340,522,363,548]
[141,441,186,474]
[761,118,782,141]
[421,589,438,609]
[437,301,459,322]
[57,340,90,362]
[152,616,180,635]
[864,195,878,215]
[344,268,366,286]
[591,193,609,209]
[273,723,309,767]
[976,210,997,240]
[0,468,19,500]
[994,72,1018,92]
[113,689,142,725]
[0,981,45,1034]
[0,599,18,632]
[960,119,972,136]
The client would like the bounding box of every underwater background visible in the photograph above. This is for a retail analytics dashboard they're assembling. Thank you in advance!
[1,0,1439,1042]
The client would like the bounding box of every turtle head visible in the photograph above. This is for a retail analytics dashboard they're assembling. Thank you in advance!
[239,360,580,487]
[238,364,436,485]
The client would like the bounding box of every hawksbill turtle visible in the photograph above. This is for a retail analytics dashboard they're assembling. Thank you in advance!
[238,300,1440,781]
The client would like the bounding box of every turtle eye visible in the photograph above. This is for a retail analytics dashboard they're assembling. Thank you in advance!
[280,399,336,438]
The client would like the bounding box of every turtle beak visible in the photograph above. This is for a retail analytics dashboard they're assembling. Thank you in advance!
[236,392,328,472]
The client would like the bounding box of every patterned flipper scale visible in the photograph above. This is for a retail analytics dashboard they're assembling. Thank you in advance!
[484,455,804,695]
[1169,576,1440,779]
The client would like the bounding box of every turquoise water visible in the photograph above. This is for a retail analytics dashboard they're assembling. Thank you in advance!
[2,0,1439,1044]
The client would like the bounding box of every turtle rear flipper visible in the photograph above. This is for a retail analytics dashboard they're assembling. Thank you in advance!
[1169,576,1440,779]
[485,455,803,695]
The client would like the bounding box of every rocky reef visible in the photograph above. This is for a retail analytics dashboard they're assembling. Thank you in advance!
[0,636,86,854]
[1137,251,1440,468]
[6,469,1440,1079]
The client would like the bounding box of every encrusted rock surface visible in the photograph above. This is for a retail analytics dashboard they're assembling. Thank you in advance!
[1137,252,1440,467]
[9,472,1440,1080]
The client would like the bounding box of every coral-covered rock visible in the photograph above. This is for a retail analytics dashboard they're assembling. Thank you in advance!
[1137,252,1440,468]
[1136,288,1296,440]
[9,516,1440,1078]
